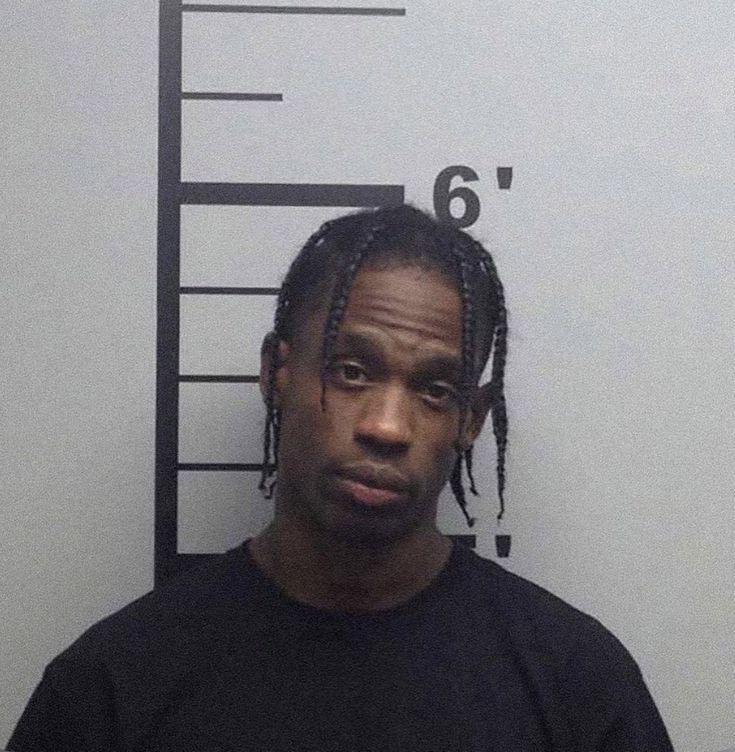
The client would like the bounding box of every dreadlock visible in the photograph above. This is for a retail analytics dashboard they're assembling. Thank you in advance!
[259,205,509,527]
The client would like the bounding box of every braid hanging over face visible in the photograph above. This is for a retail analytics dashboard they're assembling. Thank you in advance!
[259,204,509,527]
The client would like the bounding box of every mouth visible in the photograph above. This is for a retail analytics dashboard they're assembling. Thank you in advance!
[333,465,411,508]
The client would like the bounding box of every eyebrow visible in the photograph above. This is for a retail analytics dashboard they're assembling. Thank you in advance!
[333,330,463,379]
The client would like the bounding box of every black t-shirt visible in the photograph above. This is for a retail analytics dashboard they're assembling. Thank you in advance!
[9,540,673,752]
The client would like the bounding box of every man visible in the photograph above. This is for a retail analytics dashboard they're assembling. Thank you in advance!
[9,205,673,751]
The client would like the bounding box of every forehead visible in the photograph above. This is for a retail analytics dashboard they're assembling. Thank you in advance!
[337,265,462,353]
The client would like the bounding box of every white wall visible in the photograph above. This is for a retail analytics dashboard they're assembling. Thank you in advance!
[2,3,734,750]
[1,0,158,741]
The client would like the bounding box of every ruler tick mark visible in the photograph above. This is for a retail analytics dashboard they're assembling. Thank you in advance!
[180,375,261,383]
[180,286,280,295]
[182,5,406,16]
[182,92,283,101]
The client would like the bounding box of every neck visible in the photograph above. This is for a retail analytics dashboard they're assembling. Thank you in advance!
[249,516,452,612]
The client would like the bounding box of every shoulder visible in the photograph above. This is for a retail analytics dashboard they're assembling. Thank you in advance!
[451,546,674,745]
[453,545,642,681]
[451,545,674,748]
[55,543,258,670]
[12,545,267,750]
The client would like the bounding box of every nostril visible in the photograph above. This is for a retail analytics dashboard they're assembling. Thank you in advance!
[354,414,411,455]
[356,434,409,457]
[355,416,411,450]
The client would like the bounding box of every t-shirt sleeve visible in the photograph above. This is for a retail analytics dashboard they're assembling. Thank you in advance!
[598,663,674,752]
[7,657,118,752]
[561,622,675,752]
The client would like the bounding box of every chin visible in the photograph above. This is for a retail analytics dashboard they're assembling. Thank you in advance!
[311,496,431,549]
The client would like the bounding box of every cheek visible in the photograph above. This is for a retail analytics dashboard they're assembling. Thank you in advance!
[279,389,350,462]
[433,438,460,478]
[419,418,461,475]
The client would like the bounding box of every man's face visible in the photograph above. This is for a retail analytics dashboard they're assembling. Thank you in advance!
[264,264,491,547]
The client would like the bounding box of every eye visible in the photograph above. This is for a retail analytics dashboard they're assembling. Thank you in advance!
[330,360,368,385]
[421,381,459,405]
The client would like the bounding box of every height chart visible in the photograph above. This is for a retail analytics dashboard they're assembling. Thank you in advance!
[156,1,515,584]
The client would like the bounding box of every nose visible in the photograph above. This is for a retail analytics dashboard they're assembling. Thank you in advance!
[354,385,413,455]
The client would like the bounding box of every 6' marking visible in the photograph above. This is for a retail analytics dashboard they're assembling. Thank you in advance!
[434,165,513,229]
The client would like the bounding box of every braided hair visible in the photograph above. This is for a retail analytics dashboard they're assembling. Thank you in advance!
[259,205,509,527]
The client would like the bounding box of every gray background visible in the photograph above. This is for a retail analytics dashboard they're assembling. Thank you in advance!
[2,2,734,750]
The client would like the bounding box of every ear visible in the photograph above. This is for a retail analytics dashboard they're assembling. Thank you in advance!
[459,381,495,450]
[259,332,291,406]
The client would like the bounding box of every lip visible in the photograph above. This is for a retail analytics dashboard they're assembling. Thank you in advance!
[333,464,411,508]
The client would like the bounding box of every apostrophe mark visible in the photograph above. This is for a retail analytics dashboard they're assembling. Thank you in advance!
[497,166,512,190]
